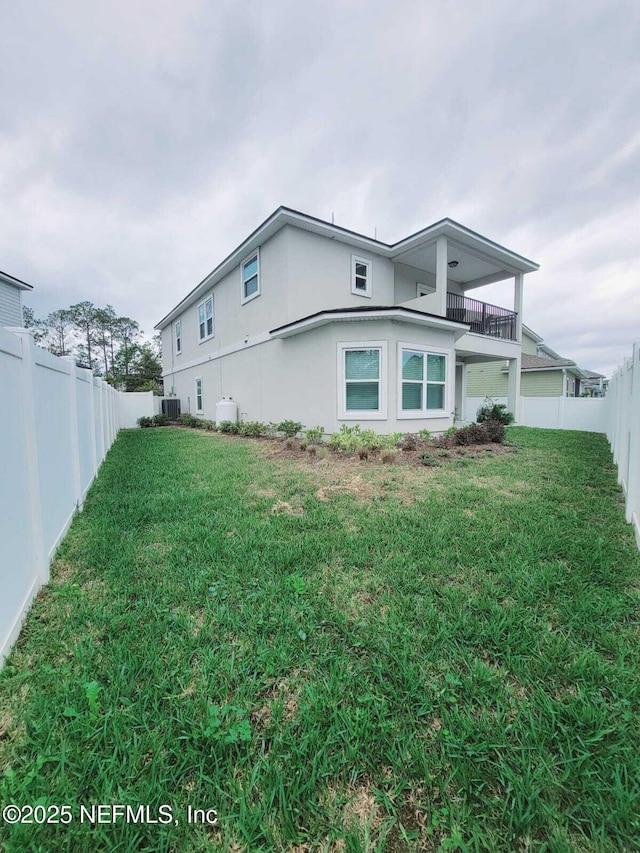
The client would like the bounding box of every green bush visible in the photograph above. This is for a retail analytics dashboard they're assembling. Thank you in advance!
[238,421,268,437]
[444,426,458,437]
[418,428,432,441]
[453,420,506,445]
[202,420,216,431]
[328,425,403,454]
[277,420,303,438]
[481,419,506,443]
[304,426,325,444]
[476,397,514,425]
[176,413,197,427]
[218,421,239,434]
[152,413,169,426]
[137,416,154,428]
[419,452,441,467]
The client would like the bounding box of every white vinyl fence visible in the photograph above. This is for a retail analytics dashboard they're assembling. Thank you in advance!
[465,396,607,432]
[0,327,152,663]
[606,343,640,547]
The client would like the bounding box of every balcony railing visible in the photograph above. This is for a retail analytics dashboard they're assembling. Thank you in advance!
[446,293,517,341]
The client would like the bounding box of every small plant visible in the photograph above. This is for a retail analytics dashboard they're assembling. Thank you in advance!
[305,426,325,444]
[299,441,308,451]
[277,420,303,438]
[192,418,205,429]
[307,444,317,457]
[381,449,398,464]
[397,433,417,451]
[177,413,197,427]
[84,680,102,718]
[476,397,514,425]
[481,419,506,443]
[202,419,216,431]
[356,446,369,461]
[203,704,252,746]
[419,452,441,467]
[152,413,169,426]
[218,420,239,434]
[137,416,154,428]
[418,428,432,441]
[437,449,451,458]
[238,421,268,437]
[285,438,299,450]
[444,426,458,437]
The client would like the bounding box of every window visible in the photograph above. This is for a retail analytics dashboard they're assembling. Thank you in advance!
[398,344,448,418]
[338,341,387,419]
[194,377,203,414]
[175,320,182,354]
[351,255,372,297]
[197,295,214,342]
[241,252,260,303]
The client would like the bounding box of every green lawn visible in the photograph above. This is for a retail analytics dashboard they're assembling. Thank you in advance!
[1,427,639,852]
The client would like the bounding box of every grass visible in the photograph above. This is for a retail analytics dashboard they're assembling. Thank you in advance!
[1,427,639,852]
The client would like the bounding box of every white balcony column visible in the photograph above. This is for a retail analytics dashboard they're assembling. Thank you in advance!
[435,235,448,317]
[514,273,524,342]
[507,354,522,423]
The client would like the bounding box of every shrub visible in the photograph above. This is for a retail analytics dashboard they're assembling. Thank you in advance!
[278,420,303,438]
[137,416,154,428]
[482,419,506,443]
[202,420,216,431]
[397,433,417,452]
[437,449,451,458]
[285,438,299,450]
[419,452,441,467]
[177,413,197,427]
[307,444,317,457]
[299,441,308,451]
[218,421,239,434]
[305,426,325,444]
[238,421,268,437]
[452,420,506,446]
[476,397,514,425]
[356,446,369,460]
[444,426,458,437]
[381,449,398,464]
[418,428,432,441]
[152,413,169,427]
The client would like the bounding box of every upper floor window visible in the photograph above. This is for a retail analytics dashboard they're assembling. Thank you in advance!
[398,344,447,417]
[175,320,182,354]
[241,252,260,304]
[351,255,372,298]
[198,295,214,342]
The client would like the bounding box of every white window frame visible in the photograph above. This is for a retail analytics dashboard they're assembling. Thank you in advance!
[351,255,372,298]
[337,340,387,420]
[194,377,204,414]
[174,319,182,354]
[241,249,260,305]
[197,294,214,343]
[397,342,450,419]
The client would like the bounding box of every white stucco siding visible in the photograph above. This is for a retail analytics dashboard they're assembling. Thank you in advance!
[284,227,395,314]
[166,319,457,434]
[0,280,24,327]
[393,263,461,306]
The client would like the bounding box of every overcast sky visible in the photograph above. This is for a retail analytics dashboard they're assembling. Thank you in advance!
[1,0,638,377]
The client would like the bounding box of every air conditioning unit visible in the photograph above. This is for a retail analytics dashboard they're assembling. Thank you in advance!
[161,398,181,421]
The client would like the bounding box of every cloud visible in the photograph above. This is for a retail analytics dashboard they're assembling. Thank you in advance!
[1,0,638,376]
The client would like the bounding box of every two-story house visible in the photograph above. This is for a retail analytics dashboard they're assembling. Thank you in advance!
[0,270,33,328]
[155,207,539,434]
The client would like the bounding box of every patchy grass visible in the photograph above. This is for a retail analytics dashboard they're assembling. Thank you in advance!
[1,427,639,852]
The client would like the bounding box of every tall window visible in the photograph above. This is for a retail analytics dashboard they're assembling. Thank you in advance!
[339,341,386,419]
[175,320,182,354]
[241,252,260,303]
[198,295,214,342]
[399,346,447,416]
[351,255,372,297]
[195,378,203,413]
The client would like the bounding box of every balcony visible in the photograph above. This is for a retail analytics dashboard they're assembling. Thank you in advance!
[446,292,517,341]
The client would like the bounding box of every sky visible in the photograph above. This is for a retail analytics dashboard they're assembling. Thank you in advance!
[1,0,639,378]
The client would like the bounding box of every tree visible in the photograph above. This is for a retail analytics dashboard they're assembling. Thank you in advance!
[68,301,97,370]
[45,309,74,357]
[22,306,48,345]
[93,305,118,377]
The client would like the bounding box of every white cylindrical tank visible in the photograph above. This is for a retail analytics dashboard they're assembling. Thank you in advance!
[216,396,238,424]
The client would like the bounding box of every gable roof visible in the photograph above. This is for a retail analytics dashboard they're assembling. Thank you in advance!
[521,354,576,370]
[0,270,34,291]
[155,206,539,329]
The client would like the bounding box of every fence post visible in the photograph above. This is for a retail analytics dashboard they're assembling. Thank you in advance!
[62,356,82,508]
[7,329,47,583]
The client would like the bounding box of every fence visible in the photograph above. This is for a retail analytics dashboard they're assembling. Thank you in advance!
[0,328,152,663]
[606,343,640,548]
[465,396,608,433]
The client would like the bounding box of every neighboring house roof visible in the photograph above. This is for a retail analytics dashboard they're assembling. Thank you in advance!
[582,369,606,380]
[521,354,577,370]
[155,206,540,330]
[0,270,34,291]
[269,305,470,339]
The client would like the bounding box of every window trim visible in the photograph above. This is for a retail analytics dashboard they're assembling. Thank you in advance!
[241,249,260,305]
[174,319,182,354]
[194,376,204,414]
[416,282,433,297]
[337,340,387,420]
[351,255,372,298]
[397,342,450,420]
[197,294,214,343]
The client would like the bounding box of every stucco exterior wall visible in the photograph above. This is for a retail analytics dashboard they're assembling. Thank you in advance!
[0,280,23,327]
[165,319,457,435]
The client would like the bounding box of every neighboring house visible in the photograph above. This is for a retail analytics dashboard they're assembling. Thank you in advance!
[466,325,588,416]
[582,369,608,397]
[156,207,539,434]
[0,270,33,328]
